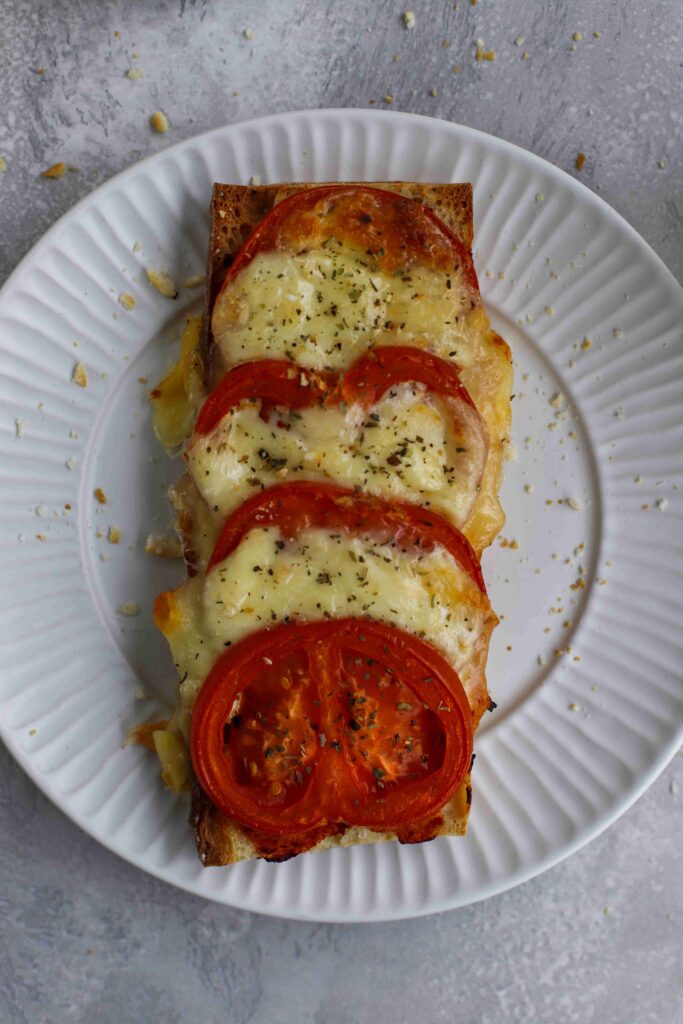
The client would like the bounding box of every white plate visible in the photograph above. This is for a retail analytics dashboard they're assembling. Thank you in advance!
[1,109,681,922]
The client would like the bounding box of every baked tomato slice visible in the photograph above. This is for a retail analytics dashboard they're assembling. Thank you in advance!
[190,618,473,838]
[221,184,478,290]
[206,479,485,592]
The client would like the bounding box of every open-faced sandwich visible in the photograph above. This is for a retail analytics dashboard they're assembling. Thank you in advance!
[144,182,512,864]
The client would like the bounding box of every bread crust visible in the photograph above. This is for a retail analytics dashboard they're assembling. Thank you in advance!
[190,180,501,865]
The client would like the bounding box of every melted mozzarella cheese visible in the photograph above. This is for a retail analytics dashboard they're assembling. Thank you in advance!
[212,246,473,372]
[159,526,493,709]
[187,382,482,527]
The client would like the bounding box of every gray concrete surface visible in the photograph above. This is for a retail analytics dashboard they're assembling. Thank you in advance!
[0,1,681,1021]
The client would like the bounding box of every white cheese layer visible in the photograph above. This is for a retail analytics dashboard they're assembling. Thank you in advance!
[187,382,483,527]
[161,526,492,709]
[212,245,474,372]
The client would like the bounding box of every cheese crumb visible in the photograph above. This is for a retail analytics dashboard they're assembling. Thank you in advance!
[94,487,107,505]
[108,526,121,544]
[183,274,205,289]
[41,162,66,178]
[402,10,416,29]
[72,362,88,387]
[514,35,525,46]
[145,533,183,559]
[117,601,140,617]
[35,505,48,517]
[567,497,583,511]
[126,68,143,80]
[15,418,27,437]
[150,111,170,134]
[249,175,262,186]
[655,498,668,511]
[119,292,136,310]
[146,267,178,299]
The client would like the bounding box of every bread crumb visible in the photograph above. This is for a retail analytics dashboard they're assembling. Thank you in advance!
[249,175,262,186]
[572,31,582,41]
[429,87,438,97]
[65,457,77,471]
[119,292,136,310]
[383,94,394,104]
[35,534,47,542]
[535,193,544,203]
[655,498,668,511]
[132,240,142,253]
[94,487,107,505]
[108,526,121,544]
[593,30,601,38]
[145,533,183,559]
[146,267,178,299]
[568,702,580,712]
[15,418,27,437]
[581,337,592,350]
[575,151,586,171]
[0,156,7,173]
[41,162,66,178]
[509,539,520,550]
[117,601,140,617]
[657,159,667,170]
[244,27,254,39]
[126,68,143,80]
[549,391,564,408]
[521,51,530,59]
[483,50,496,61]
[35,504,48,517]
[524,483,534,494]
[72,362,88,387]
[514,35,525,46]
[182,274,205,289]
[402,10,416,29]
[612,327,623,339]
[150,111,170,133]
[567,497,583,511]
[452,64,461,73]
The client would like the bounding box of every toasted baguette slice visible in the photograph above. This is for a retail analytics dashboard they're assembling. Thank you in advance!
[173,182,508,865]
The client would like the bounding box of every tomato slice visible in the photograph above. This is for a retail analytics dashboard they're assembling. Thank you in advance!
[220,184,478,293]
[206,480,485,592]
[193,346,479,434]
[190,618,473,839]
[193,359,334,437]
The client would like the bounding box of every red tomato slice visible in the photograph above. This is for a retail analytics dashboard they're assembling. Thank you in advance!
[220,184,478,293]
[190,618,473,839]
[193,359,333,437]
[206,480,485,592]
[190,349,488,532]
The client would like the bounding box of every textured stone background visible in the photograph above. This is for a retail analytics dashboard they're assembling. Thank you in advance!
[0,1,681,1022]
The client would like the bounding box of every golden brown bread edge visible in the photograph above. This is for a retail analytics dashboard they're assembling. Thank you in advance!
[189,181,490,865]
